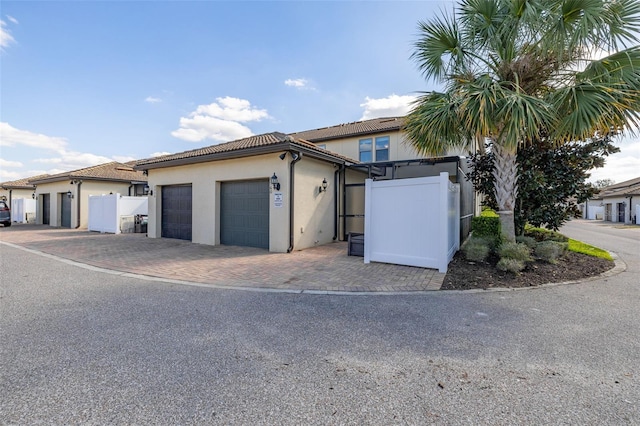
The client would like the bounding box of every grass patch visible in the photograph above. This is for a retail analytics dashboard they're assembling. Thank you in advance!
[568,239,613,261]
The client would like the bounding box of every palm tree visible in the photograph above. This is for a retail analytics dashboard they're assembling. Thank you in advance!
[404,0,640,241]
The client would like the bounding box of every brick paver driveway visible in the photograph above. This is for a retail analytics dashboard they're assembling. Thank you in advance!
[0,225,444,293]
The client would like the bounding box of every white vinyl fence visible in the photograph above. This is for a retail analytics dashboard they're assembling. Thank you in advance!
[636,204,639,225]
[364,172,460,273]
[88,194,147,234]
[11,198,36,223]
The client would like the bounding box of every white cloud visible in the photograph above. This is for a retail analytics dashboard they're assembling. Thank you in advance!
[0,122,132,175]
[285,78,308,88]
[0,158,23,168]
[359,94,416,120]
[588,137,640,184]
[150,151,172,157]
[0,122,68,151]
[0,20,15,50]
[6,15,19,25]
[145,96,162,103]
[172,96,270,143]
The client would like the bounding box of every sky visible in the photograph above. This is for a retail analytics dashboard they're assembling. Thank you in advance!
[1,1,638,186]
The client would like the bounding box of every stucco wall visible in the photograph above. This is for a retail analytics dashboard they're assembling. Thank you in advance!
[1,188,34,206]
[35,180,133,228]
[319,130,421,162]
[603,196,636,224]
[146,153,290,251]
[145,152,354,252]
[292,156,338,250]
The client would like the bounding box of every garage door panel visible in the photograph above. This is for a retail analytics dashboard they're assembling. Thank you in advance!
[162,185,192,241]
[221,180,269,249]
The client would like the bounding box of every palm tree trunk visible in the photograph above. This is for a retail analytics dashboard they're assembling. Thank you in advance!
[492,143,518,242]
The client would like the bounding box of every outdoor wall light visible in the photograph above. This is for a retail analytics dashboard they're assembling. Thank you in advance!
[271,173,280,191]
[279,153,287,160]
[319,178,328,193]
[143,184,150,195]
[67,190,74,199]
[32,193,36,199]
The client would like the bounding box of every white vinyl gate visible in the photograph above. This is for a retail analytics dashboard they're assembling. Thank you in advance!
[364,173,460,272]
[88,194,148,234]
[11,198,36,223]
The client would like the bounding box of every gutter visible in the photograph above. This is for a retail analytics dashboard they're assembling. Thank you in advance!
[75,181,82,228]
[287,152,303,253]
[333,165,344,240]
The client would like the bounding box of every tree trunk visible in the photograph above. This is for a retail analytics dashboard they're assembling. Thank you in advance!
[492,143,518,242]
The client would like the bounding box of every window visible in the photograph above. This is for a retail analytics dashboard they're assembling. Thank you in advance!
[317,144,327,150]
[359,136,390,162]
[359,138,372,162]
[375,136,389,161]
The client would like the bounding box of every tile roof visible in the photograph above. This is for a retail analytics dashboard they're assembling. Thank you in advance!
[598,176,640,198]
[135,132,358,169]
[289,116,405,142]
[29,162,147,184]
[1,174,50,189]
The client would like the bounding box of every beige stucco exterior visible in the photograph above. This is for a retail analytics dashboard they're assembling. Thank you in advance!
[0,188,35,204]
[35,180,133,228]
[318,130,421,162]
[146,151,348,252]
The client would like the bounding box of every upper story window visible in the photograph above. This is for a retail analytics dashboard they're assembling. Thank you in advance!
[359,138,372,162]
[317,144,327,150]
[375,136,389,161]
[359,136,389,162]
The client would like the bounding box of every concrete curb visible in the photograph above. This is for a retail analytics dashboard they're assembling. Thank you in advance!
[0,240,626,296]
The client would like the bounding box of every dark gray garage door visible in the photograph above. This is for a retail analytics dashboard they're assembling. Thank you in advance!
[61,193,72,228]
[42,194,50,225]
[221,180,269,249]
[162,185,192,241]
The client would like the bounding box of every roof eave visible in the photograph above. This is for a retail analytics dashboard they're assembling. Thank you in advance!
[135,142,354,171]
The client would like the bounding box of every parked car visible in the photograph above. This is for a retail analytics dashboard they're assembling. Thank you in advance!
[0,200,11,227]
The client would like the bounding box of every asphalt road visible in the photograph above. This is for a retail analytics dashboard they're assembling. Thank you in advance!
[1,220,639,425]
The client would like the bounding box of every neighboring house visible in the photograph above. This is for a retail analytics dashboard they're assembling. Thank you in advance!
[135,132,365,252]
[289,116,420,162]
[589,177,640,224]
[0,174,48,206]
[1,174,49,223]
[291,117,477,238]
[30,162,148,229]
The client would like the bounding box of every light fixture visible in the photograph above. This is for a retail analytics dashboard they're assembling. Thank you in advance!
[32,193,36,199]
[67,190,74,199]
[319,178,328,193]
[279,153,287,160]
[271,173,280,191]
[143,184,150,195]
[291,152,299,161]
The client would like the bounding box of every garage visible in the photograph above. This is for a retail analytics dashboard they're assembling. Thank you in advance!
[161,185,192,241]
[220,179,269,249]
[61,193,72,228]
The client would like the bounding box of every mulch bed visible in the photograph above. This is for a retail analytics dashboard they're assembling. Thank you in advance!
[442,251,615,290]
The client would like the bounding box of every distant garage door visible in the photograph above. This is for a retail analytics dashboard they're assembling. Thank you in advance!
[162,185,192,241]
[221,180,269,249]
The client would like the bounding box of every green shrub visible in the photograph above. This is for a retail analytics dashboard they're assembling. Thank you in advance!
[496,258,526,273]
[516,235,537,249]
[498,242,533,262]
[480,208,499,218]
[524,227,568,243]
[535,241,562,264]
[472,216,500,240]
[463,238,491,262]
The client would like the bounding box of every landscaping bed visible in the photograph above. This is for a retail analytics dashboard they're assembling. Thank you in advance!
[443,250,615,290]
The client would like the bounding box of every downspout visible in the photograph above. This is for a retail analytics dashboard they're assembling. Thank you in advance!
[333,164,344,241]
[128,184,134,196]
[287,152,303,253]
[75,181,82,228]
[8,189,12,209]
